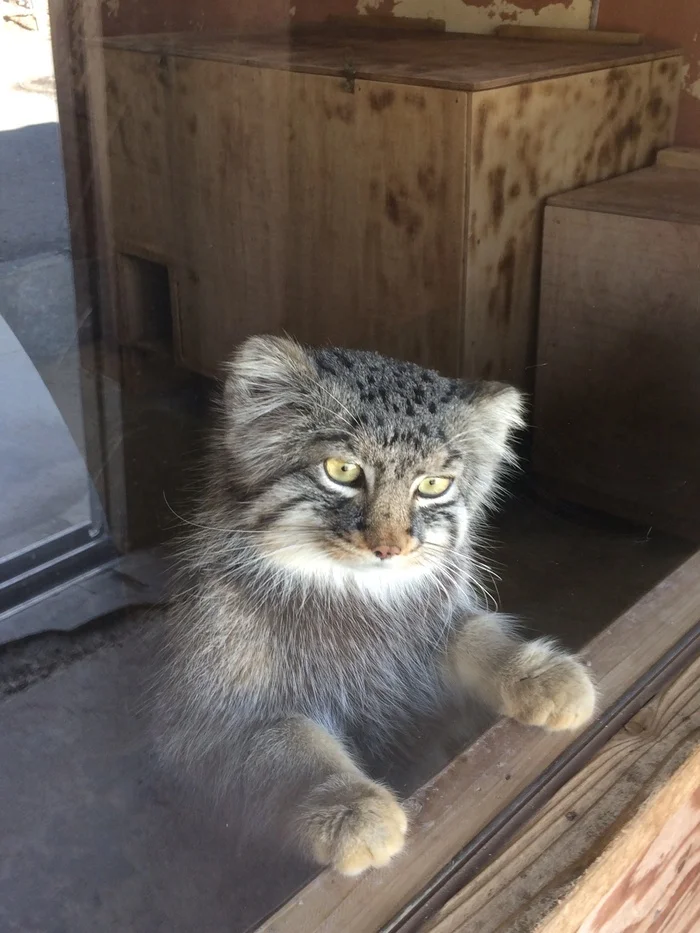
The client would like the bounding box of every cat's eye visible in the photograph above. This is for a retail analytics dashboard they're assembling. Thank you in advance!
[324,458,363,485]
[416,476,453,498]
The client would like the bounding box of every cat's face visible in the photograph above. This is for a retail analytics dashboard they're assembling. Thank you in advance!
[221,337,524,588]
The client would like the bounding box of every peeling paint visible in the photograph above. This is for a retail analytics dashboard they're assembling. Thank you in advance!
[357,0,388,13]
[686,72,700,102]
[681,57,700,101]
[390,0,592,33]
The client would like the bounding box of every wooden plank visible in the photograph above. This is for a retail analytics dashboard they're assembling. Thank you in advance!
[495,25,643,46]
[462,57,679,386]
[103,48,173,260]
[282,74,466,376]
[533,204,700,540]
[548,166,700,224]
[540,745,700,933]
[99,33,681,93]
[321,15,446,33]
[254,549,700,933]
[171,62,467,377]
[168,59,292,376]
[419,654,700,933]
[657,146,700,170]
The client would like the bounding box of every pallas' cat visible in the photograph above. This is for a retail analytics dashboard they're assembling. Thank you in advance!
[157,336,595,875]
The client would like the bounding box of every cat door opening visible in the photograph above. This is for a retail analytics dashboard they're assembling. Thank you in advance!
[114,253,173,357]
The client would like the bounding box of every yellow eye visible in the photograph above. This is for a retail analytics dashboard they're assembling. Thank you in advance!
[324,458,363,485]
[417,476,452,498]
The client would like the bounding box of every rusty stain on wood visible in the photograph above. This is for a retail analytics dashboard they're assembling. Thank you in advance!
[462,57,680,386]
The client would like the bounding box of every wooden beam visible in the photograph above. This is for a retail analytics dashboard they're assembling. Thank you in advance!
[322,15,446,33]
[419,653,700,932]
[254,550,700,933]
[656,147,700,171]
[495,25,643,46]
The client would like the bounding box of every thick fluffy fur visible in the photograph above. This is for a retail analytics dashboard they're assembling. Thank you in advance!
[157,337,596,874]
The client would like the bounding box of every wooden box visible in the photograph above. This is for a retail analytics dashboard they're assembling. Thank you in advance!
[533,159,700,541]
[101,30,681,386]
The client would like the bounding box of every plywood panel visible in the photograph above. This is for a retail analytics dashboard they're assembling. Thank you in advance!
[420,654,700,933]
[463,58,680,385]
[101,31,680,93]
[171,63,467,376]
[169,60,293,374]
[282,74,466,374]
[549,164,700,223]
[103,49,173,260]
[598,0,700,150]
[533,204,700,540]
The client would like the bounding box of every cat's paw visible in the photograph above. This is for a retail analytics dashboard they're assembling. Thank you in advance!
[500,640,596,731]
[300,777,407,876]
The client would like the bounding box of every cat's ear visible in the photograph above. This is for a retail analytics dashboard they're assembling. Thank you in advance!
[223,335,316,414]
[460,382,525,462]
[220,335,317,479]
[450,381,526,512]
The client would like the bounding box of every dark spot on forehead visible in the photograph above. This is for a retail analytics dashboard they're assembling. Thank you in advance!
[331,349,354,369]
[316,356,337,376]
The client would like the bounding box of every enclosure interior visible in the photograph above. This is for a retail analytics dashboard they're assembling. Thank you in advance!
[26,9,700,932]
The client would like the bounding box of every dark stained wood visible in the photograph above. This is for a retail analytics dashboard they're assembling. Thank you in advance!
[462,58,679,384]
[100,31,681,93]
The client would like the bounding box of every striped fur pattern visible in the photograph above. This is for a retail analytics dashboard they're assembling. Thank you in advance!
[156,336,595,874]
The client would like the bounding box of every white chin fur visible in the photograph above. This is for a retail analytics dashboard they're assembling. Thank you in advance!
[264,542,433,594]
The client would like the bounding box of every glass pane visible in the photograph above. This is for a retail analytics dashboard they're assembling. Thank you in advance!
[0,8,95,567]
[1,3,698,932]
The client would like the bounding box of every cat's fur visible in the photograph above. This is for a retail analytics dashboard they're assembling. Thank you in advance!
[157,336,596,875]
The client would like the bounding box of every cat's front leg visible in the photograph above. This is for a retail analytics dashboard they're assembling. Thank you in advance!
[448,613,597,731]
[251,716,407,875]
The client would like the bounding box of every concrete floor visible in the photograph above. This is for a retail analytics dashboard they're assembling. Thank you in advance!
[0,612,312,933]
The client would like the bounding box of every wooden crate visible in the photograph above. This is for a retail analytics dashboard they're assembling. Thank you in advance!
[101,30,681,386]
[533,158,700,541]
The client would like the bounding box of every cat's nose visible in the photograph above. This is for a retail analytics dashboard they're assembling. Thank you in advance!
[374,544,402,561]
